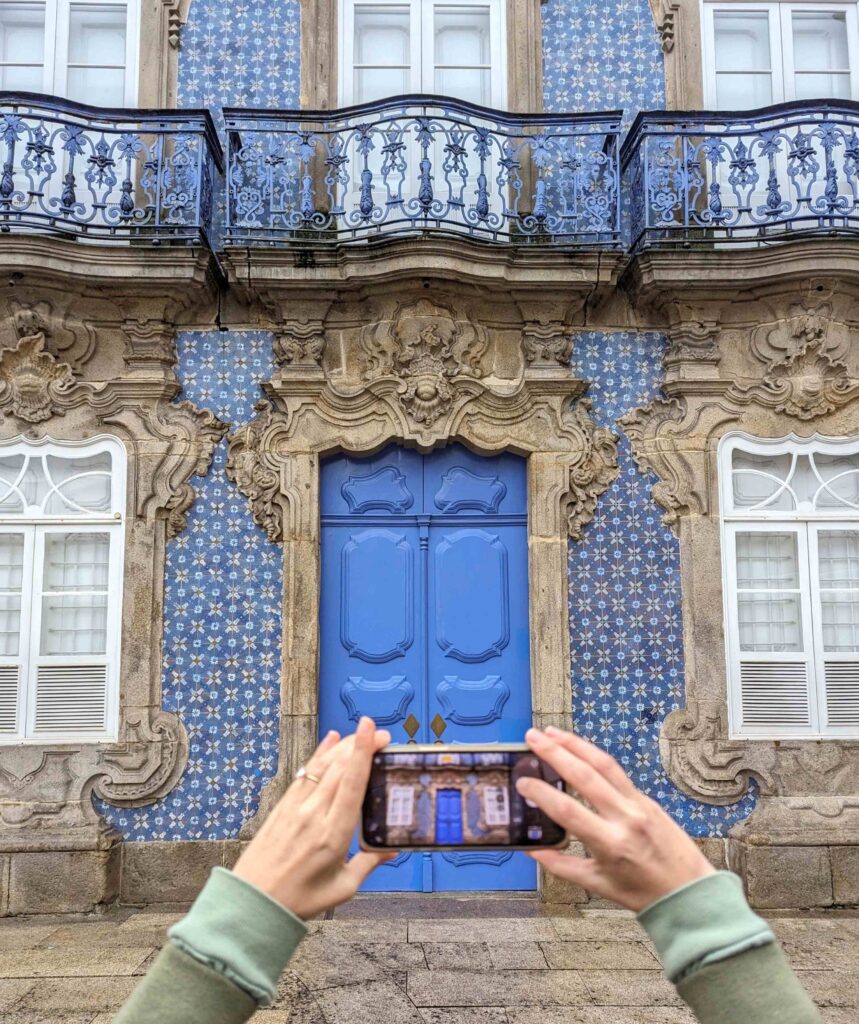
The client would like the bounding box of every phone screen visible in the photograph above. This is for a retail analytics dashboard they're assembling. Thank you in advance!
[361,746,567,851]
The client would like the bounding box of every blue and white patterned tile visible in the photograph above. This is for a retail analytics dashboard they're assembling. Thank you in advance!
[570,331,756,836]
[542,0,665,122]
[98,331,281,841]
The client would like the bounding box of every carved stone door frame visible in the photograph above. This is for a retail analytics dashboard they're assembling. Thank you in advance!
[228,319,617,836]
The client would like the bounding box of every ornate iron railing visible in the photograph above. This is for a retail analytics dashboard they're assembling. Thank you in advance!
[622,100,859,249]
[0,92,223,244]
[224,97,622,246]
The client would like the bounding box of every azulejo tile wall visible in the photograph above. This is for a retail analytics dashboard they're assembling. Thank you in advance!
[98,332,282,841]
[177,1,300,110]
[570,332,756,836]
[542,0,665,120]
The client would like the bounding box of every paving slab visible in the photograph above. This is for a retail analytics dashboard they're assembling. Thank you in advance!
[408,968,591,1007]
[579,970,684,1007]
[315,979,425,1024]
[488,944,548,970]
[0,978,37,1011]
[0,926,59,951]
[1,1015,101,1024]
[14,976,140,1013]
[793,970,859,1007]
[541,941,660,970]
[0,946,152,978]
[287,936,423,990]
[408,919,558,943]
[551,918,649,942]
[506,1009,695,1024]
[307,919,409,942]
[419,1010,509,1024]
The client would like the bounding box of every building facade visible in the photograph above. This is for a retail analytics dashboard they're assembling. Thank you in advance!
[1,0,858,913]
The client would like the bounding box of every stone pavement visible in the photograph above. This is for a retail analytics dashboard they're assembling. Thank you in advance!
[1,896,858,1023]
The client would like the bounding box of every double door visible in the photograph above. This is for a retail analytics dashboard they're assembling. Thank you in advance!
[319,444,535,891]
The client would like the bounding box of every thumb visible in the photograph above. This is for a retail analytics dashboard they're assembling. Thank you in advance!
[344,851,397,888]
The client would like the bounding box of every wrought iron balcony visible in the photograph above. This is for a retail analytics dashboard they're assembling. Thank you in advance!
[224,97,622,247]
[0,92,223,245]
[622,100,859,250]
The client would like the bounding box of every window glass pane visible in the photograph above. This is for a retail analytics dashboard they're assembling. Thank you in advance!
[45,452,112,515]
[434,66,490,104]
[0,3,45,63]
[737,592,803,651]
[18,456,50,510]
[434,6,490,65]
[812,452,859,510]
[67,4,126,65]
[0,455,26,515]
[715,72,773,108]
[40,592,107,655]
[42,532,110,592]
[793,11,849,71]
[354,5,410,65]
[0,534,24,658]
[794,71,851,99]
[819,530,859,652]
[732,450,795,510]
[818,530,859,587]
[714,11,772,71]
[354,66,409,102]
[66,66,125,105]
[736,532,799,588]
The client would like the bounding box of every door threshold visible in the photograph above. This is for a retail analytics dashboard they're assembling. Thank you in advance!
[350,890,538,900]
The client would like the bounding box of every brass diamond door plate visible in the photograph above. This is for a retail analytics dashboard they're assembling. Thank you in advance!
[404,713,420,740]
[430,713,447,739]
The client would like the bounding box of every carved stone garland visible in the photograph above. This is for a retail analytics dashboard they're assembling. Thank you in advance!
[227,301,619,831]
[619,288,859,844]
[0,333,227,850]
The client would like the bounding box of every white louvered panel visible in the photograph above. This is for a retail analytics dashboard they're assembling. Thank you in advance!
[824,662,859,727]
[33,664,108,733]
[740,662,811,727]
[0,665,19,734]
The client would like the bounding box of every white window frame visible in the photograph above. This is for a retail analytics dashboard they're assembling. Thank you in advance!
[701,0,859,106]
[339,0,507,108]
[0,434,126,745]
[0,0,140,105]
[719,432,859,739]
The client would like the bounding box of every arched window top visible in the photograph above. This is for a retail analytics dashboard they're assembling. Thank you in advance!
[720,434,859,517]
[0,436,126,521]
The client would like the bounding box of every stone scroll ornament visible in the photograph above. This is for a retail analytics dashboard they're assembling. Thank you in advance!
[0,335,227,840]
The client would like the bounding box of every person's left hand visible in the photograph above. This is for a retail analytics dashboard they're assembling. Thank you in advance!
[232,717,393,920]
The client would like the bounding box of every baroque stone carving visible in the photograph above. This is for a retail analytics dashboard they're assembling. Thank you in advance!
[226,311,618,833]
[0,368,227,845]
[522,326,573,367]
[122,318,178,372]
[361,299,488,425]
[274,323,326,367]
[650,0,681,51]
[0,334,76,423]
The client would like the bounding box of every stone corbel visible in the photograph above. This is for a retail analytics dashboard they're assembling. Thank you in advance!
[138,1,193,108]
[121,319,178,377]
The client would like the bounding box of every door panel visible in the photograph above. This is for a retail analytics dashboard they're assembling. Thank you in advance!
[319,443,534,892]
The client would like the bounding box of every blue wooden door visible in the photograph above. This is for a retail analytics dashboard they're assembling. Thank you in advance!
[319,444,535,892]
[435,790,464,844]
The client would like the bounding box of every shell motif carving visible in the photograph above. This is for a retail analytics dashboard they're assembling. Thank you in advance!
[0,334,76,423]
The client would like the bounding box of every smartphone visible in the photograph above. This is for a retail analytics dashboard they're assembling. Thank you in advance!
[360,743,567,852]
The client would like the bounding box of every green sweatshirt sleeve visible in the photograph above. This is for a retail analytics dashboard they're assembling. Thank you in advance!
[113,867,307,1024]
[637,871,822,1024]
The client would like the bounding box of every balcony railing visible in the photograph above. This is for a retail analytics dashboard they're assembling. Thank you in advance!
[622,100,859,250]
[224,97,622,246]
[0,92,223,245]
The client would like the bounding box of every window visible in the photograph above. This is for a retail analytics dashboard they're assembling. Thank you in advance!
[340,0,506,107]
[720,434,859,737]
[0,0,139,105]
[702,2,859,107]
[387,784,415,826]
[0,436,125,744]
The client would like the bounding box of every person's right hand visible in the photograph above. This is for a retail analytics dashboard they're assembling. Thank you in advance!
[233,716,393,920]
[515,726,715,912]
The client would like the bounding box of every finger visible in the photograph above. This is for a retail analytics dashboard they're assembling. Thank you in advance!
[263,730,342,827]
[343,850,396,889]
[529,849,601,891]
[525,729,628,818]
[325,716,378,841]
[544,727,638,798]
[515,776,608,850]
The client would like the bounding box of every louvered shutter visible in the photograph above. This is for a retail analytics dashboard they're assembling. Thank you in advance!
[728,525,816,735]
[811,526,859,734]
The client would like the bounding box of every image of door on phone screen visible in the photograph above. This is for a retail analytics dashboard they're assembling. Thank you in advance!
[361,749,567,850]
